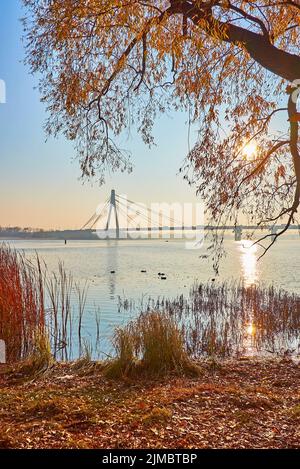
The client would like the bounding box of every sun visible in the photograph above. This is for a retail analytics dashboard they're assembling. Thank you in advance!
[246,322,256,336]
[242,141,257,160]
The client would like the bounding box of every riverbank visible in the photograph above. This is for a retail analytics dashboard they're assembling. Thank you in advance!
[0,358,299,449]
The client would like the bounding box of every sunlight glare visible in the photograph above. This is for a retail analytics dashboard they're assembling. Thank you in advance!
[240,239,258,287]
[242,141,257,160]
[246,322,255,336]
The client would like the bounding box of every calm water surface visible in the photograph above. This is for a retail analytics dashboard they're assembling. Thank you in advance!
[5,233,300,357]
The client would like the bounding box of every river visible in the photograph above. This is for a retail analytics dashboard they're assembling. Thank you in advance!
[4,232,300,358]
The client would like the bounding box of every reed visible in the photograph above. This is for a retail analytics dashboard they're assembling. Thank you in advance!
[76,281,89,356]
[137,312,198,375]
[45,262,73,360]
[159,282,300,357]
[1,241,299,366]
[118,281,300,358]
[0,244,45,362]
[0,244,89,364]
[44,263,90,361]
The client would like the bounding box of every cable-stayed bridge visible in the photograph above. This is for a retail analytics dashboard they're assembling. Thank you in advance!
[80,189,295,241]
[81,189,194,238]
[2,189,298,241]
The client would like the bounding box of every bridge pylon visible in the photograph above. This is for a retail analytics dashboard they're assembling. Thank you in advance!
[234,225,243,241]
[105,189,120,239]
[270,225,278,242]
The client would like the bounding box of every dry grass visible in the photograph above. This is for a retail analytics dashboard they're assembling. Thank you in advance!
[0,243,89,364]
[141,407,172,426]
[0,244,45,362]
[120,281,300,358]
[1,242,299,369]
[105,312,200,378]
[288,404,300,418]
[17,330,53,378]
[105,328,136,378]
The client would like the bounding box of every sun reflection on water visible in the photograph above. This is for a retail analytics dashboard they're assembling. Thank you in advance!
[239,239,258,287]
[243,320,257,356]
[239,240,258,355]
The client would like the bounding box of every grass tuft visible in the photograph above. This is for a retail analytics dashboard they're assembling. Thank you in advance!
[142,406,172,425]
[288,404,300,418]
[105,312,201,378]
[17,329,52,378]
[104,327,137,378]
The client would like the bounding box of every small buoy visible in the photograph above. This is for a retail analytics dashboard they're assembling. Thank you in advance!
[110,270,115,274]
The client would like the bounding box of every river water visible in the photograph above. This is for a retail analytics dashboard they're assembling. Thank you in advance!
[4,232,300,358]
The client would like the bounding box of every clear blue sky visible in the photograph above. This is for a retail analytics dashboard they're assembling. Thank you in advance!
[0,0,200,230]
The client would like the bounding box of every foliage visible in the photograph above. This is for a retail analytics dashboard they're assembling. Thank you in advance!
[23,1,300,259]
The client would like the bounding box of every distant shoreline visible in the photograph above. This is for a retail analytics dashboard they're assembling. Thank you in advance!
[1,225,299,242]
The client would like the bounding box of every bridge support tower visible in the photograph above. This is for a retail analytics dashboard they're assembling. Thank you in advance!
[234,226,243,241]
[105,189,120,239]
